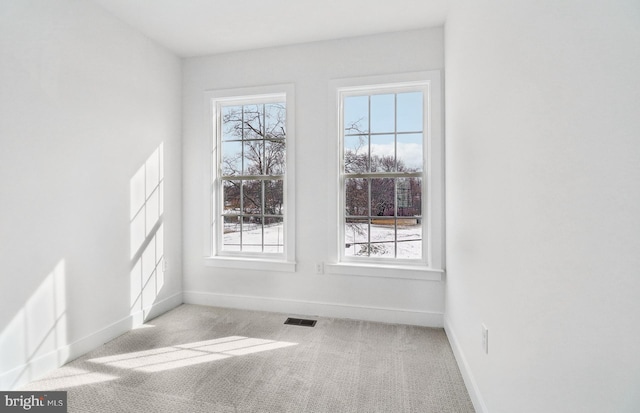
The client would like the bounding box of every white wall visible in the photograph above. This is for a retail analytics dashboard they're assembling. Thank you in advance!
[444,1,640,412]
[182,28,445,326]
[0,0,182,389]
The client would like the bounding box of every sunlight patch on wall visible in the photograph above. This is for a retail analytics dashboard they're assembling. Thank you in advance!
[0,260,67,388]
[25,260,67,360]
[129,143,165,314]
[87,336,297,373]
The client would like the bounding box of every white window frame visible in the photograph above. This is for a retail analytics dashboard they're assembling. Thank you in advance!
[326,72,444,281]
[204,84,296,272]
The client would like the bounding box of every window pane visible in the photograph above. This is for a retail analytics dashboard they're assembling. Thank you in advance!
[371,243,395,257]
[397,225,422,259]
[222,106,243,141]
[222,180,241,215]
[397,133,422,172]
[397,178,421,217]
[265,103,286,139]
[241,216,262,252]
[344,135,368,173]
[222,216,241,252]
[243,104,264,139]
[263,217,284,253]
[264,180,283,215]
[344,95,369,134]
[370,94,395,133]
[397,92,423,132]
[222,141,242,176]
[345,219,368,257]
[243,141,263,175]
[370,218,395,257]
[370,134,395,172]
[265,140,285,175]
[242,180,262,214]
[345,178,368,216]
[371,178,395,217]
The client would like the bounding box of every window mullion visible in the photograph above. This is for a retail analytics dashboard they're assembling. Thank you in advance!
[239,180,243,252]
[262,104,266,176]
[261,180,265,253]
[367,96,372,257]
[343,172,422,179]
[394,93,398,258]
[240,105,245,252]
[394,179,398,259]
[261,104,266,252]
[217,104,224,254]
[367,177,372,257]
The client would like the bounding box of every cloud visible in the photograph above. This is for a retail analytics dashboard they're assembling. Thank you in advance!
[370,143,422,170]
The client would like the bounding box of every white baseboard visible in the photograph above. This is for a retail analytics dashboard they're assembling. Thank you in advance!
[1,292,182,390]
[183,290,443,327]
[444,316,488,413]
[131,292,184,327]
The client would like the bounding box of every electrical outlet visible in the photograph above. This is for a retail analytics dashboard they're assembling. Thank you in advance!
[315,263,324,274]
[162,259,167,272]
[481,324,489,354]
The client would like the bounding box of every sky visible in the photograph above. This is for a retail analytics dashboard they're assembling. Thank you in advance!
[343,91,424,171]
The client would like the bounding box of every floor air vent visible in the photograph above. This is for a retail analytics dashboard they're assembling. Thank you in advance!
[284,317,317,327]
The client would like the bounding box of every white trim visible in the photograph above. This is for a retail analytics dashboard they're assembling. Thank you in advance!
[205,256,296,272]
[324,262,443,281]
[203,84,296,269]
[444,316,489,413]
[0,292,182,390]
[183,290,443,327]
[327,70,444,275]
[132,291,184,327]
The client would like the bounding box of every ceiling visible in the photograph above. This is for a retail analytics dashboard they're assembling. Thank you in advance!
[90,0,450,57]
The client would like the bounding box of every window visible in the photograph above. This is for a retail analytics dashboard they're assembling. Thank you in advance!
[342,89,425,260]
[206,85,295,271]
[219,101,285,253]
[327,72,443,279]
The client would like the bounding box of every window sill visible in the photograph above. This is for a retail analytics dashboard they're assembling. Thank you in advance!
[205,256,296,273]
[324,262,443,281]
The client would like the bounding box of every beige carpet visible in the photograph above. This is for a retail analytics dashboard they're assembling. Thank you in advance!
[21,304,475,412]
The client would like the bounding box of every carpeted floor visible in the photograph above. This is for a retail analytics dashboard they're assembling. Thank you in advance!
[21,304,475,412]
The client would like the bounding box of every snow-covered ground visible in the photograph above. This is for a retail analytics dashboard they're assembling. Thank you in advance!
[344,222,422,259]
[223,222,284,253]
[223,221,421,258]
